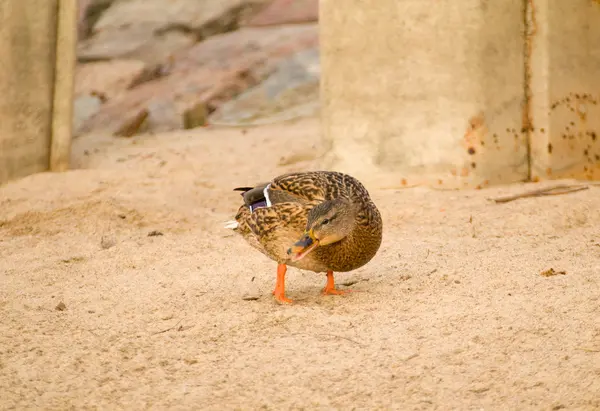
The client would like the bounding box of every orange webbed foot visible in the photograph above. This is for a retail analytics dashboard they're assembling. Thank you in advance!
[322,287,352,296]
[321,271,353,296]
[273,291,294,304]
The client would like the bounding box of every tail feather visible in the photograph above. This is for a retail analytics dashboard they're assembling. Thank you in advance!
[224,220,239,229]
[234,183,270,207]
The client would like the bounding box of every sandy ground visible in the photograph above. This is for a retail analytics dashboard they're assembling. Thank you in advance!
[1,118,599,410]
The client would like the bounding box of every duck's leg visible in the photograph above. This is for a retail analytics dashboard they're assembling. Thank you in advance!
[272,264,293,304]
[322,270,351,295]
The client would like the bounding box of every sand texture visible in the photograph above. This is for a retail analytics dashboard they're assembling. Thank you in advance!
[1,119,599,410]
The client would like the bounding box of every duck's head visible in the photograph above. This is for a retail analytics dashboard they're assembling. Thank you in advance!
[287,198,356,262]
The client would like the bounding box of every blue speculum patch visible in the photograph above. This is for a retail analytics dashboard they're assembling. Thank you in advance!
[250,200,268,213]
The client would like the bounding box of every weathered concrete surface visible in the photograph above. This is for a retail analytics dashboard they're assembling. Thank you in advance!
[0,1,77,183]
[527,0,600,181]
[321,0,527,189]
[0,1,58,184]
[50,0,78,172]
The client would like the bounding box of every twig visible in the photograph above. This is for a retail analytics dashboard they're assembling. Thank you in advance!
[491,184,589,204]
[403,353,419,361]
[575,347,600,353]
[151,319,183,335]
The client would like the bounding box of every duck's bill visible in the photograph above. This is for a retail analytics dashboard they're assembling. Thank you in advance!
[288,232,319,262]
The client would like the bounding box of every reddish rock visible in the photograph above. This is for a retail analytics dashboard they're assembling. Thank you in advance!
[77,24,196,67]
[209,47,319,126]
[80,24,318,136]
[73,58,147,136]
[170,24,318,72]
[76,59,146,100]
[78,0,270,64]
[92,0,263,34]
[114,109,149,137]
[79,63,262,135]
[244,0,318,27]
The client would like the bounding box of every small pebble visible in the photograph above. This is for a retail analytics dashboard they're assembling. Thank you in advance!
[100,235,116,249]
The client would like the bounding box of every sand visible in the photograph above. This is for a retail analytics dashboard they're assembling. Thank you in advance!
[1,118,599,410]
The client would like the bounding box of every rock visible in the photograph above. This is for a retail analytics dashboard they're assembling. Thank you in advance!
[80,24,318,136]
[78,0,114,39]
[241,280,262,301]
[183,103,209,129]
[78,0,269,64]
[209,47,320,125]
[76,59,146,100]
[114,109,149,137]
[92,0,262,35]
[73,94,103,135]
[55,301,67,311]
[222,99,320,126]
[100,235,116,249]
[79,67,257,135]
[244,0,319,27]
[78,24,196,67]
[144,99,180,133]
[170,24,318,73]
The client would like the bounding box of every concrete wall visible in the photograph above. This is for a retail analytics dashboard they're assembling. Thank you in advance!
[321,0,600,189]
[528,0,600,181]
[0,0,76,185]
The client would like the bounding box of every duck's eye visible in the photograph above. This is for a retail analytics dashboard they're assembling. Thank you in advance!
[321,218,330,226]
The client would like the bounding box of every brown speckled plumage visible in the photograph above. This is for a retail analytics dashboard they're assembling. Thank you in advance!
[232,171,383,276]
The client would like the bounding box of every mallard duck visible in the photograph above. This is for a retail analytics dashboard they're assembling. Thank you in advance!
[226,171,383,303]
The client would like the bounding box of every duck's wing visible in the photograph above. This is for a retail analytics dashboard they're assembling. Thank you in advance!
[234,181,306,212]
[234,183,270,207]
[233,171,367,212]
[271,171,368,202]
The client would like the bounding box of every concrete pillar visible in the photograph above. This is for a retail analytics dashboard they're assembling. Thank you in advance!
[50,0,78,173]
[527,0,600,181]
[0,0,77,185]
[321,0,528,189]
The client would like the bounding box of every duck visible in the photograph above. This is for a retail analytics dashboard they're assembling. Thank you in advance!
[225,171,383,304]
